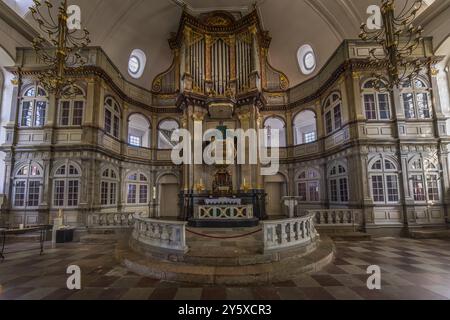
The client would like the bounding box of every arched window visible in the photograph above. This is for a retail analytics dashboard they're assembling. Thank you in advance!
[369,157,400,203]
[59,86,85,126]
[293,110,317,145]
[362,80,391,120]
[53,162,81,208]
[402,79,432,119]
[408,156,441,202]
[128,114,151,148]
[323,93,342,135]
[328,162,349,203]
[101,168,118,206]
[296,169,320,202]
[20,85,47,127]
[13,163,43,208]
[126,172,149,204]
[104,97,121,138]
[263,117,286,147]
[158,119,179,149]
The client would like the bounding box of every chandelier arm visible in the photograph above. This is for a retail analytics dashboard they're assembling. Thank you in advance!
[67,33,90,43]
[46,3,58,27]
[396,0,412,19]
[31,8,57,32]
[396,0,423,20]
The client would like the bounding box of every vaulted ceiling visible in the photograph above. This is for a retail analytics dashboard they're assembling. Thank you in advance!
[3,0,446,89]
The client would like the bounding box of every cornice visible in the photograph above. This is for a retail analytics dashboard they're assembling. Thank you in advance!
[6,65,180,114]
[169,9,270,50]
[0,2,42,43]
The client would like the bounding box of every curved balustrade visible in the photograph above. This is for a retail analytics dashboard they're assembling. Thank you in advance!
[262,213,318,252]
[87,212,137,228]
[196,205,254,220]
[309,209,361,230]
[132,216,188,253]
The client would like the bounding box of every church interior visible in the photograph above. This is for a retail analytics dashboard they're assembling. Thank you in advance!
[0,0,449,301]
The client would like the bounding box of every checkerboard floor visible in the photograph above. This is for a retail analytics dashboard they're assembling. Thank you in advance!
[1,237,450,300]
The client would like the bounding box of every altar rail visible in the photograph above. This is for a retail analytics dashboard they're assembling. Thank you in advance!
[308,209,361,230]
[132,216,188,253]
[196,205,254,220]
[87,212,140,228]
[262,213,318,252]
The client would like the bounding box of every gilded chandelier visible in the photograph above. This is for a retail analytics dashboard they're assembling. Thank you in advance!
[359,0,428,89]
[29,0,90,97]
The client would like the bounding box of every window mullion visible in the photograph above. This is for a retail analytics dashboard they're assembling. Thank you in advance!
[69,101,74,126]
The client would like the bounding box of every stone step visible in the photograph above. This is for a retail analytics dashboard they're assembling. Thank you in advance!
[327,232,372,241]
[80,234,119,244]
[116,237,335,285]
[87,228,117,235]
[409,228,450,239]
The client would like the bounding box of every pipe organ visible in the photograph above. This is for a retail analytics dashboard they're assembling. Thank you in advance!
[152,10,289,103]
[149,10,290,222]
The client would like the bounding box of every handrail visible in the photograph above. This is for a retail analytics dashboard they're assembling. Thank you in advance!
[262,213,318,252]
[132,215,188,253]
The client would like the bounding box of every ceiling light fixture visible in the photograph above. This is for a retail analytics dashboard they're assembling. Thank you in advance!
[359,0,429,89]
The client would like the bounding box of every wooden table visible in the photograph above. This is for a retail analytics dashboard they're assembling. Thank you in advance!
[0,225,53,261]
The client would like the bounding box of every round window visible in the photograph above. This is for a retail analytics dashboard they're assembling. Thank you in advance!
[303,51,316,71]
[297,44,317,75]
[127,49,147,79]
[128,55,140,75]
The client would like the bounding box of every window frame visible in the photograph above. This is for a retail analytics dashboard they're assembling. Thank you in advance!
[104,97,121,139]
[58,87,85,127]
[13,164,43,209]
[126,172,149,205]
[52,163,81,208]
[323,93,343,135]
[368,158,400,205]
[296,169,321,202]
[19,85,48,128]
[328,163,349,203]
[100,168,118,207]
[362,80,391,121]
[401,79,432,120]
[408,157,441,204]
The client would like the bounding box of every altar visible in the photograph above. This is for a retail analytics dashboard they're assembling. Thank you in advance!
[185,194,263,228]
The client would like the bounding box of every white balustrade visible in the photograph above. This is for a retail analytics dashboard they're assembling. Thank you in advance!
[132,216,188,253]
[87,212,138,228]
[196,205,253,220]
[262,213,318,252]
[309,209,361,229]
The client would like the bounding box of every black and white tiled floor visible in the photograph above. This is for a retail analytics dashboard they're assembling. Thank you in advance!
[1,237,450,300]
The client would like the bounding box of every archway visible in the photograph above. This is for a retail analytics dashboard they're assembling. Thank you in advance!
[128,113,151,148]
[293,110,317,145]
[158,174,180,219]
[264,173,288,218]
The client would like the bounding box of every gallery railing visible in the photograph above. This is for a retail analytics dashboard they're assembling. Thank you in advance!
[132,216,188,253]
[87,212,138,228]
[309,209,361,230]
[196,205,254,220]
[262,213,318,252]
